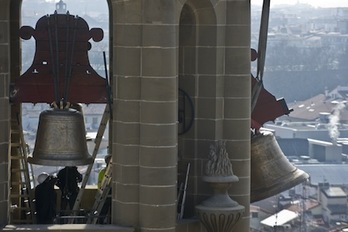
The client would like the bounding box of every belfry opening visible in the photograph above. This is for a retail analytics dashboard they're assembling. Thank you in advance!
[0,0,310,231]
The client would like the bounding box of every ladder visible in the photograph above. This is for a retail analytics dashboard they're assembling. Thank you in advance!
[86,157,112,224]
[177,163,190,220]
[68,105,110,223]
[10,110,36,224]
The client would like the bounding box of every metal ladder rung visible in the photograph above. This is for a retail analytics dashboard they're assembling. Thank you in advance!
[10,156,26,160]
[12,168,28,172]
[87,161,112,224]
[11,142,22,147]
[10,193,30,198]
[95,189,104,195]
[11,206,32,211]
[9,111,35,224]
[11,181,29,185]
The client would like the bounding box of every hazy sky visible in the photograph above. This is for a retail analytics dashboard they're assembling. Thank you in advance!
[44,0,348,9]
[252,0,348,8]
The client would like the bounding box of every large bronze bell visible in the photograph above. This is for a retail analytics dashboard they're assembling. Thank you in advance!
[28,108,93,166]
[251,132,309,203]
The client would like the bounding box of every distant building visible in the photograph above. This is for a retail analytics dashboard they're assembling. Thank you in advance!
[264,91,348,144]
[251,171,348,231]
[55,0,67,14]
[291,164,348,200]
[319,185,347,224]
[281,86,348,123]
[260,209,299,231]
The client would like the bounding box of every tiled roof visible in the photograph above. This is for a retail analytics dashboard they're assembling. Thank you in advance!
[286,199,320,212]
[277,138,309,157]
[322,186,347,198]
[288,94,348,122]
[338,90,348,98]
[296,164,348,185]
[289,94,332,120]
[251,195,280,214]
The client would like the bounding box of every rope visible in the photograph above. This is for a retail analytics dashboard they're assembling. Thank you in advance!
[47,15,59,104]
[47,13,78,107]
[63,14,71,102]
[63,15,78,103]
[54,14,60,104]
[256,0,271,82]
[251,0,271,113]
[103,51,113,119]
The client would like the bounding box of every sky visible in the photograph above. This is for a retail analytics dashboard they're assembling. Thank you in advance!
[252,0,348,8]
[43,0,348,9]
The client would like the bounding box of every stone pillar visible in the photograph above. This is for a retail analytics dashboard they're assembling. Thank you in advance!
[224,0,251,231]
[111,0,178,231]
[111,0,142,226]
[0,0,12,226]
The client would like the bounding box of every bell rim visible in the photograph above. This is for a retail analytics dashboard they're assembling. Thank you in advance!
[27,156,94,166]
[251,168,309,203]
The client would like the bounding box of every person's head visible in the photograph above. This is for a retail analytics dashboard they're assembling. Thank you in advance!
[104,154,111,164]
[38,172,49,184]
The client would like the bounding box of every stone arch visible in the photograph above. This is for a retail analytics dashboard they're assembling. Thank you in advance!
[2,0,252,230]
[5,0,112,225]
[177,0,220,219]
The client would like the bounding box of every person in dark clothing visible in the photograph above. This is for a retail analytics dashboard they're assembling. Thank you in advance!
[56,166,82,210]
[35,172,57,224]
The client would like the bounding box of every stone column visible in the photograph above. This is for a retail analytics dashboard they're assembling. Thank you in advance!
[0,0,12,225]
[224,0,251,231]
[111,0,178,231]
[111,0,142,226]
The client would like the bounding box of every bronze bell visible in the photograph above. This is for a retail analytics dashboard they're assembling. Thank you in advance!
[251,132,309,203]
[28,108,93,166]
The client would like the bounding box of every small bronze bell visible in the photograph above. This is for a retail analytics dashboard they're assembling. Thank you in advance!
[28,108,93,166]
[251,132,309,202]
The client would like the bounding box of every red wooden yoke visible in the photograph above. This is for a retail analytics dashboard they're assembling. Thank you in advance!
[11,12,108,104]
